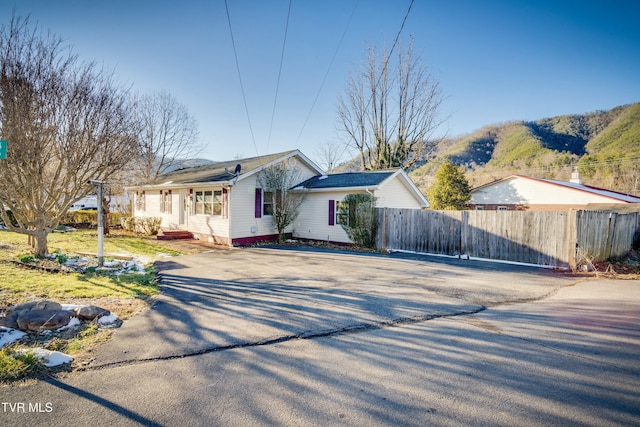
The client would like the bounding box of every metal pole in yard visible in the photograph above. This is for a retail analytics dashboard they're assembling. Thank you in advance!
[90,180,105,268]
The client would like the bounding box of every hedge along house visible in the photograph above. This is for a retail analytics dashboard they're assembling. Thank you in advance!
[126,150,429,245]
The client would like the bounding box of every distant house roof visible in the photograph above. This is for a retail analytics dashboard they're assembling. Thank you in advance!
[533,177,640,203]
[472,174,640,204]
[297,170,396,190]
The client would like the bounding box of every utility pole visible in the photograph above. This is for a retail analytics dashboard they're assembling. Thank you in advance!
[89,180,105,267]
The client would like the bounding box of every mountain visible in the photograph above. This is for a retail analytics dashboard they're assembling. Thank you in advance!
[409,102,640,195]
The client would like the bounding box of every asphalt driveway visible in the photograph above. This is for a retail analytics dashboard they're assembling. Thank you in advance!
[92,246,573,366]
[2,247,639,426]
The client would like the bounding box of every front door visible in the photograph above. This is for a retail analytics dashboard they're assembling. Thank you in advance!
[179,190,188,227]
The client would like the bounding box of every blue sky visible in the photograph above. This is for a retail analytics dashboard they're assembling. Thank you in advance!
[2,0,639,164]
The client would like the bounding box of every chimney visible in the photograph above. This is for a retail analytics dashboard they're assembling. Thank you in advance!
[570,168,582,184]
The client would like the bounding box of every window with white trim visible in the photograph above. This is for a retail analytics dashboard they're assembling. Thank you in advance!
[160,190,172,214]
[194,190,223,216]
[135,191,146,212]
[263,190,274,216]
[336,200,350,225]
[213,190,222,215]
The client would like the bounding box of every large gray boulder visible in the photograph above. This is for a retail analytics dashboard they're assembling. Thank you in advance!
[7,299,62,315]
[75,305,110,321]
[16,310,75,332]
[0,312,19,329]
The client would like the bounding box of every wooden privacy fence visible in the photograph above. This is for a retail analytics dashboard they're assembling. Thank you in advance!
[376,208,640,269]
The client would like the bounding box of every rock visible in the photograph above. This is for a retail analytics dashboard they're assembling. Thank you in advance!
[7,299,62,315]
[97,312,121,328]
[0,312,19,329]
[16,310,75,332]
[75,305,110,321]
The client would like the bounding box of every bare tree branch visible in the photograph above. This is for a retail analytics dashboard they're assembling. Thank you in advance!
[131,90,201,183]
[0,15,138,256]
[337,38,444,171]
[258,162,308,242]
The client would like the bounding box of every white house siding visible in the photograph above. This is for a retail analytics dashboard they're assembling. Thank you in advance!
[376,176,424,208]
[132,191,171,223]
[133,188,231,243]
[157,190,180,229]
[471,177,627,205]
[229,159,319,244]
[293,190,355,244]
[185,188,230,244]
[228,176,276,243]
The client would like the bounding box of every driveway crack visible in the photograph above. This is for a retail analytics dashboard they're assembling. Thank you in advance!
[79,305,487,372]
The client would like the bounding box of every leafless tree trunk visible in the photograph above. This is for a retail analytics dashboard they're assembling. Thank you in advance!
[131,90,201,183]
[258,163,308,242]
[337,38,444,171]
[0,15,138,257]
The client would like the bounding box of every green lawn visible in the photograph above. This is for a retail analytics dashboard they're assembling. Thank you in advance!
[0,228,193,381]
[0,229,183,307]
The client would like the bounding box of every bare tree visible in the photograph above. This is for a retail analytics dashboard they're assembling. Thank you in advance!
[132,90,201,183]
[337,38,444,171]
[313,141,349,172]
[0,16,138,257]
[258,163,308,242]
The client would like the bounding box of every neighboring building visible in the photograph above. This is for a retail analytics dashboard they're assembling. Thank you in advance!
[70,195,130,213]
[126,150,428,245]
[468,173,640,211]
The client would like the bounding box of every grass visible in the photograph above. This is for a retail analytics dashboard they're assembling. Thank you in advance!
[0,228,193,382]
[0,229,181,307]
[0,346,46,382]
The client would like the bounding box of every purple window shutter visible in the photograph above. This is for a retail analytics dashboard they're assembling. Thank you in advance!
[328,200,335,226]
[255,188,262,218]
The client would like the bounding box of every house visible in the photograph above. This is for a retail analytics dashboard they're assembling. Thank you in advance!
[468,173,640,211]
[126,150,428,245]
[294,169,429,243]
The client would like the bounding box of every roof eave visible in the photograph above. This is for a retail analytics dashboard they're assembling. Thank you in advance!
[125,181,232,192]
[298,185,382,193]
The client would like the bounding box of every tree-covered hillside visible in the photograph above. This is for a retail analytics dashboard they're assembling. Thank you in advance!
[410,103,639,195]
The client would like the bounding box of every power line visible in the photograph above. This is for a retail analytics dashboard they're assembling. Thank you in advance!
[224,0,259,155]
[266,0,292,153]
[295,0,360,145]
[362,0,415,113]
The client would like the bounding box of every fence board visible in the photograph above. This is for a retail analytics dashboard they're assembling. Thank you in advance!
[377,208,640,268]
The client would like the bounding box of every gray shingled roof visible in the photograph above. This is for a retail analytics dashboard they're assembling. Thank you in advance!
[297,171,396,189]
[151,151,296,185]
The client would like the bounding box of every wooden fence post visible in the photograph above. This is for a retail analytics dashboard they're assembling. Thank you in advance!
[567,209,578,271]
